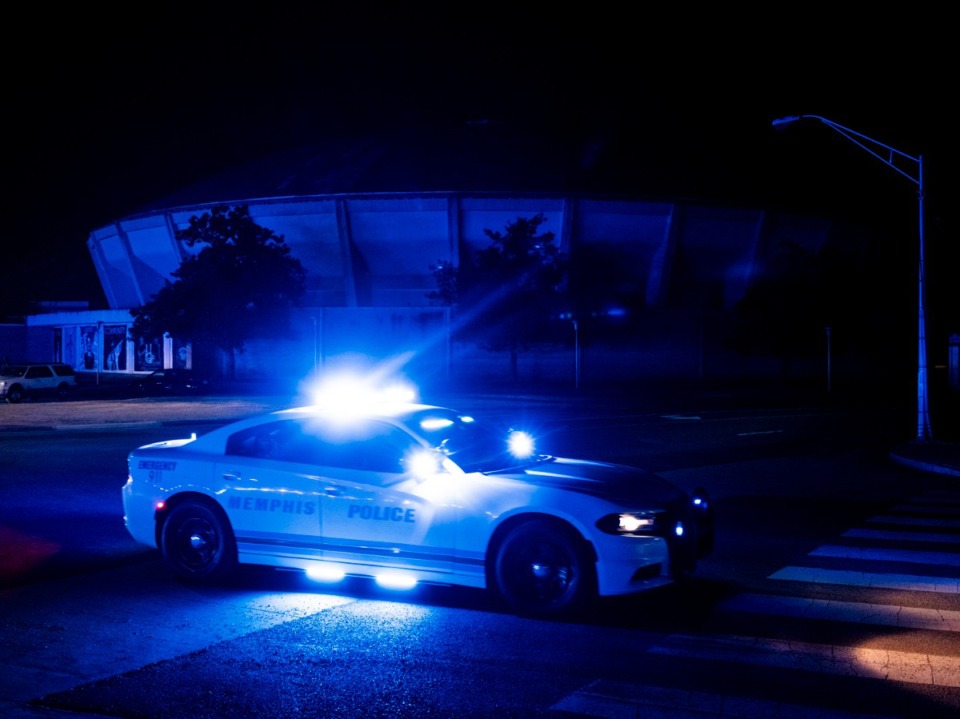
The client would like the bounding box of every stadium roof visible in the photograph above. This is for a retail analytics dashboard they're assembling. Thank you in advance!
[133,120,754,215]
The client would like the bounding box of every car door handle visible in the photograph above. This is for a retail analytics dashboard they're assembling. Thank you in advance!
[323,486,340,497]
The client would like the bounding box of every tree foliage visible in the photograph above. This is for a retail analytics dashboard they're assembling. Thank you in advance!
[129,204,307,373]
[429,213,567,378]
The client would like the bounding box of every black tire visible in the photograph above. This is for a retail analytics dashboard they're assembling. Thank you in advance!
[160,500,238,582]
[493,519,596,619]
[6,384,25,404]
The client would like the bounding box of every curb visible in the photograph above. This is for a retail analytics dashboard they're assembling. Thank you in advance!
[889,446,960,479]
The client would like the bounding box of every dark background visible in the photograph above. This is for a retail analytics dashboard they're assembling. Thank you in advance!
[4,4,953,320]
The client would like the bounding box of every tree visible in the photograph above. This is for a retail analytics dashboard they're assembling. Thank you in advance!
[130,204,307,378]
[429,213,567,380]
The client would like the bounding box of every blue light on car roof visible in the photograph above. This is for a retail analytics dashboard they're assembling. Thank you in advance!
[307,370,418,413]
[507,430,535,459]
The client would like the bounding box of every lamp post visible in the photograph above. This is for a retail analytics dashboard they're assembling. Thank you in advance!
[772,114,931,442]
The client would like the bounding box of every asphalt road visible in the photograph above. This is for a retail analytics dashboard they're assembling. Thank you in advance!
[2,389,959,718]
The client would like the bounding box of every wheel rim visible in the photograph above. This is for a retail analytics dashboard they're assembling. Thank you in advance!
[172,516,220,572]
[503,537,576,606]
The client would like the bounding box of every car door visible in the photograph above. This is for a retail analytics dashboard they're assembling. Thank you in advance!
[307,418,458,576]
[25,365,55,395]
[215,419,325,563]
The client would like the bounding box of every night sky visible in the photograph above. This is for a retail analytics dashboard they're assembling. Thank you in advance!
[5,4,954,319]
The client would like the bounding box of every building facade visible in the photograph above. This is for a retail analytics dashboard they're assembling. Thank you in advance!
[9,124,896,390]
[11,190,846,389]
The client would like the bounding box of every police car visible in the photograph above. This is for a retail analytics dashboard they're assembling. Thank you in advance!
[123,384,714,618]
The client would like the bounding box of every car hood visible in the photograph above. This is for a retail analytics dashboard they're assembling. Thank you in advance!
[494,456,686,505]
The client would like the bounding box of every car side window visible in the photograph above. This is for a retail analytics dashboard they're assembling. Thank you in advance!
[226,420,304,461]
[289,419,418,474]
[26,366,54,379]
[225,418,419,475]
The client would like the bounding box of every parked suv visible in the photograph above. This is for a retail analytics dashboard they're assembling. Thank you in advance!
[0,362,78,403]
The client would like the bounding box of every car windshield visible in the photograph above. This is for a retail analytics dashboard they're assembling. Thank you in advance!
[409,408,547,473]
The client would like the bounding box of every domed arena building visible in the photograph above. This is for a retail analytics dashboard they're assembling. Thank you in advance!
[19,121,883,391]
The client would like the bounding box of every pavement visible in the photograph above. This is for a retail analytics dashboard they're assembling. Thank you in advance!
[2,374,959,478]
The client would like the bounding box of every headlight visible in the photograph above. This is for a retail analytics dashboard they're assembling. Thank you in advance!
[596,512,659,536]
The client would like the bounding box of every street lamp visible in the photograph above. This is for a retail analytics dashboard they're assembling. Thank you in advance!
[772,114,931,441]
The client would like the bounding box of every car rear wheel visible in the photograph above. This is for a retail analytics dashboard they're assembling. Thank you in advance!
[161,500,237,582]
[493,519,596,619]
[6,384,25,403]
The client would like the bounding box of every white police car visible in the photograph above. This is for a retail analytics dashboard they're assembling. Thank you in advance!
[123,387,713,618]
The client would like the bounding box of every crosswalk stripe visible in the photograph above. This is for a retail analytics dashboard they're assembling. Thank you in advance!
[648,634,960,687]
[551,680,898,719]
[867,515,960,528]
[810,544,960,566]
[553,491,960,717]
[902,493,960,505]
[769,566,960,592]
[843,528,960,543]
[717,592,960,631]
[890,504,960,516]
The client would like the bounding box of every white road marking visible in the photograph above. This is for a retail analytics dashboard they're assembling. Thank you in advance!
[718,592,960,632]
[769,566,960,593]
[810,545,960,566]
[552,491,960,718]
[647,634,960,687]
[552,679,897,718]
[890,504,960,516]
[843,528,960,543]
[866,515,960,529]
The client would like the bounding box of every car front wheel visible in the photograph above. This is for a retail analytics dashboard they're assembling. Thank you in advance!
[160,500,238,582]
[493,519,596,619]
[5,384,25,403]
